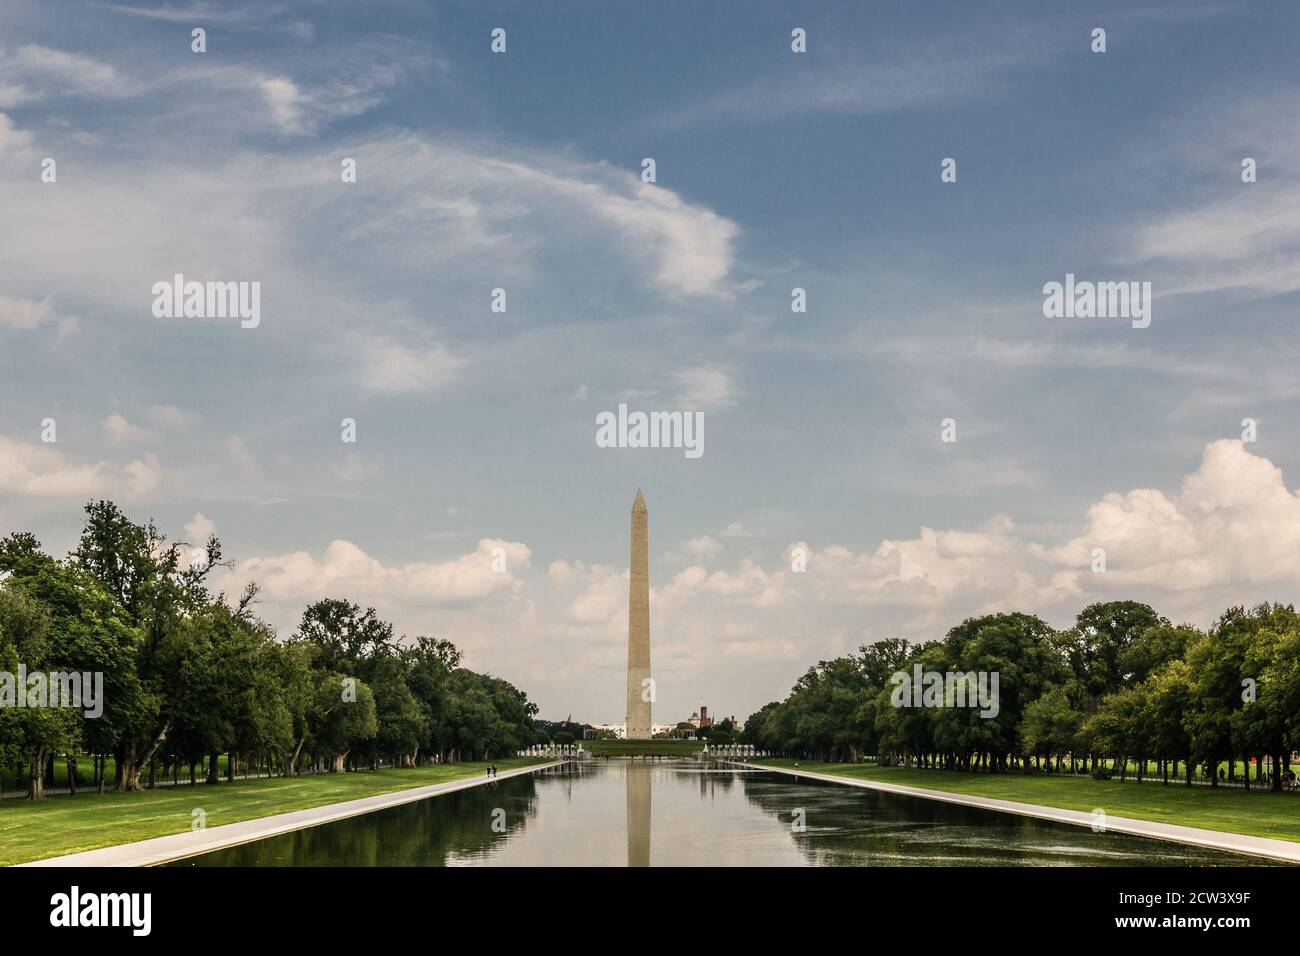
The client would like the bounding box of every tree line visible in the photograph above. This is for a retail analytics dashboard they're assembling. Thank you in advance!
[0,501,541,799]
[742,601,1300,791]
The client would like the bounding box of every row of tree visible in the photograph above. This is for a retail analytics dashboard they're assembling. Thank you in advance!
[0,501,542,799]
[742,601,1300,790]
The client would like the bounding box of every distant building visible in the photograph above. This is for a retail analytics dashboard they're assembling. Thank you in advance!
[587,722,675,739]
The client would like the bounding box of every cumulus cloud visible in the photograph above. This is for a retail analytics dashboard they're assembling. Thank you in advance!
[0,435,159,497]
[533,441,1300,720]
[184,511,216,544]
[103,413,155,445]
[146,404,191,428]
[172,441,1300,725]
[215,537,531,613]
[1040,440,1300,592]
[0,290,75,335]
[683,535,722,559]
[672,364,738,410]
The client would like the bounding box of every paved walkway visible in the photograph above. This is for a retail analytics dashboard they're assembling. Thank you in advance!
[738,762,1300,864]
[22,761,565,867]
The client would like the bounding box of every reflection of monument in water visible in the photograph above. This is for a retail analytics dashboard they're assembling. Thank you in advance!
[626,761,651,867]
[624,490,653,866]
[625,489,652,738]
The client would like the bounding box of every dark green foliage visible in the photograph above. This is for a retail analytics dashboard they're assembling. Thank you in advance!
[1,501,541,797]
[745,601,1300,789]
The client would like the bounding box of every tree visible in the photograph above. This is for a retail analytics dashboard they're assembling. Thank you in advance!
[0,586,78,799]
[1069,601,1163,698]
[70,500,224,790]
[1019,685,1081,772]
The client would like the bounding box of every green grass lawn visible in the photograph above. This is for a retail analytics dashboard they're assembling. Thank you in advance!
[0,757,548,866]
[753,758,1300,845]
[581,739,705,757]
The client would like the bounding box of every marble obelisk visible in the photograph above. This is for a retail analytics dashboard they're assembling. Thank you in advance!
[625,489,652,739]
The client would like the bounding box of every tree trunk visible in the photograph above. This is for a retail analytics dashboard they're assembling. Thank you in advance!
[119,720,170,792]
[286,734,307,776]
[206,752,219,784]
[27,746,48,800]
[114,741,129,788]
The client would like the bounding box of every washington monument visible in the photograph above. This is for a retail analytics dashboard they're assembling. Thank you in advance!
[625,489,652,739]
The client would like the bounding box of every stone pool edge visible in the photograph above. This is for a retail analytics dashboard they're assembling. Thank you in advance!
[20,760,568,868]
[731,761,1300,864]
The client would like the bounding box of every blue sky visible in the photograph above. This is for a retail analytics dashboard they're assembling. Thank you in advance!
[3,0,1300,724]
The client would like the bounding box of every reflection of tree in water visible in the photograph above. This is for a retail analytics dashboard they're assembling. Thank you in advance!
[178,773,545,867]
[737,774,1264,868]
[693,762,738,801]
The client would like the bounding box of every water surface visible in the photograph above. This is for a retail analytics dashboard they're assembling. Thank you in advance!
[172,760,1270,866]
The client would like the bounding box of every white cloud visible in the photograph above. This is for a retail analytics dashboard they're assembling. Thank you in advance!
[0,435,159,497]
[103,413,155,445]
[683,535,722,559]
[647,26,1049,132]
[227,436,258,475]
[184,511,216,544]
[215,537,531,611]
[105,2,288,24]
[259,76,307,133]
[1134,184,1300,297]
[1040,439,1300,592]
[571,178,740,298]
[536,441,1300,719]
[0,113,33,154]
[0,130,744,396]
[672,364,738,410]
[0,291,75,335]
[146,404,191,428]
[0,45,135,106]
[357,337,465,395]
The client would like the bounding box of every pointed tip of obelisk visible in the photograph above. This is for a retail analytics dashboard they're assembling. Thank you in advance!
[632,488,646,512]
